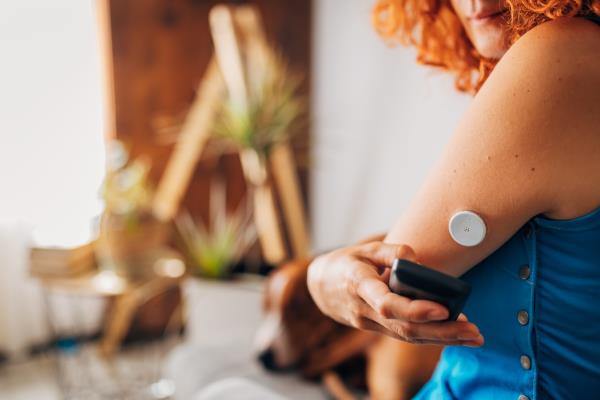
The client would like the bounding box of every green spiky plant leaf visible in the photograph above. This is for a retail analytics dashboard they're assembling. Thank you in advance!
[176,182,257,279]
[101,140,153,231]
[214,54,305,157]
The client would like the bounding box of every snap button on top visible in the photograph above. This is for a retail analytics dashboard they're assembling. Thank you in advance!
[520,355,531,370]
[519,265,531,280]
[518,310,529,325]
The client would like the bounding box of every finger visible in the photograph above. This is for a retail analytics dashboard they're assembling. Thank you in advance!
[358,317,484,347]
[352,242,417,268]
[380,268,391,281]
[419,339,484,347]
[387,320,483,343]
[400,337,484,346]
[356,278,448,322]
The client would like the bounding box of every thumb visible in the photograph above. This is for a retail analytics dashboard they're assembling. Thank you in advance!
[352,242,417,268]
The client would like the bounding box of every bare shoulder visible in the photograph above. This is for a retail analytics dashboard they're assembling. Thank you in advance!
[384,18,600,273]
[490,17,600,99]
[475,17,600,218]
[515,17,600,58]
[517,17,600,48]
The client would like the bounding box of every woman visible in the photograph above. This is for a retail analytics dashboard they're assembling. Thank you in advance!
[307,1,600,399]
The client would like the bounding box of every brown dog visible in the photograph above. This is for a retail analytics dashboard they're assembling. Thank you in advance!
[254,258,373,378]
[255,257,442,399]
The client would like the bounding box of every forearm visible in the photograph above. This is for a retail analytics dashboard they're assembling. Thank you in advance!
[356,232,386,245]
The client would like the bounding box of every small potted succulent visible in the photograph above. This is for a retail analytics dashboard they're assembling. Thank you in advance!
[214,52,305,177]
[214,54,306,264]
[97,141,169,279]
[176,181,256,279]
[214,54,304,158]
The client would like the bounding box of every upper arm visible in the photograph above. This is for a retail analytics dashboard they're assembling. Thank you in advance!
[384,18,600,276]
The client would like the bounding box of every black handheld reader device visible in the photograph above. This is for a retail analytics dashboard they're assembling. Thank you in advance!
[389,259,471,321]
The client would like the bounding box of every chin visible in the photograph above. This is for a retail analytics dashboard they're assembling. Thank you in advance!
[471,26,509,60]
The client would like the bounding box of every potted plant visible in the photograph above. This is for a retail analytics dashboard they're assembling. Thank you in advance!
[176,181,256,279]
[214,54,307,264]
[97,141,170,280]
[214,54,304,158]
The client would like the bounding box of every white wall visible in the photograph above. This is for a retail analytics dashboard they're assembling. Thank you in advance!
[0,0,106,356]
[311,0,472,251]
[0,0,105,235]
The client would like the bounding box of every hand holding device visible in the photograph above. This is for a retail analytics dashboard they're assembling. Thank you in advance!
[389,259,471,321]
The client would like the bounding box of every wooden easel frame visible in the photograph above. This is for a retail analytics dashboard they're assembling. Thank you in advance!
[151,4,310,264]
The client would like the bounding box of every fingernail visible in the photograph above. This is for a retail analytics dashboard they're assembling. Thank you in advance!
[458,331,480,340]
[426,309,448,320]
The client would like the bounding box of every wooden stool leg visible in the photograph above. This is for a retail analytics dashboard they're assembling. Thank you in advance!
[100,293,139,356]
[270,143,310,258]
[240,149,288,264]
[151,58,225,222]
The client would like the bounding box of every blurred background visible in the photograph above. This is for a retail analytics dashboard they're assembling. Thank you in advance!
[0,0,470,399]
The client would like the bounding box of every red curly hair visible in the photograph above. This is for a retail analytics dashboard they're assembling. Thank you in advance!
[372,0,600,93]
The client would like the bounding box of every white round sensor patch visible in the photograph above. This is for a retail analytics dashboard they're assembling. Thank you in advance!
[449,211,486,247]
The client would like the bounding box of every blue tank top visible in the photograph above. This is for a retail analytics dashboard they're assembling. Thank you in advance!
[414,206,600,399]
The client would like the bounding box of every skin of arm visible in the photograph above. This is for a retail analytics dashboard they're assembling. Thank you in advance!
[367,18,600,389]
[307,17,600,350]
[384,18,600,276]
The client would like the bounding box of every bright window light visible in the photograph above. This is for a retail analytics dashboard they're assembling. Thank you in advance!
[0,0,106,246]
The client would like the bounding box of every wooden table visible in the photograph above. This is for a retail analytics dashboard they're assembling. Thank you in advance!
[35,252,186,357]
